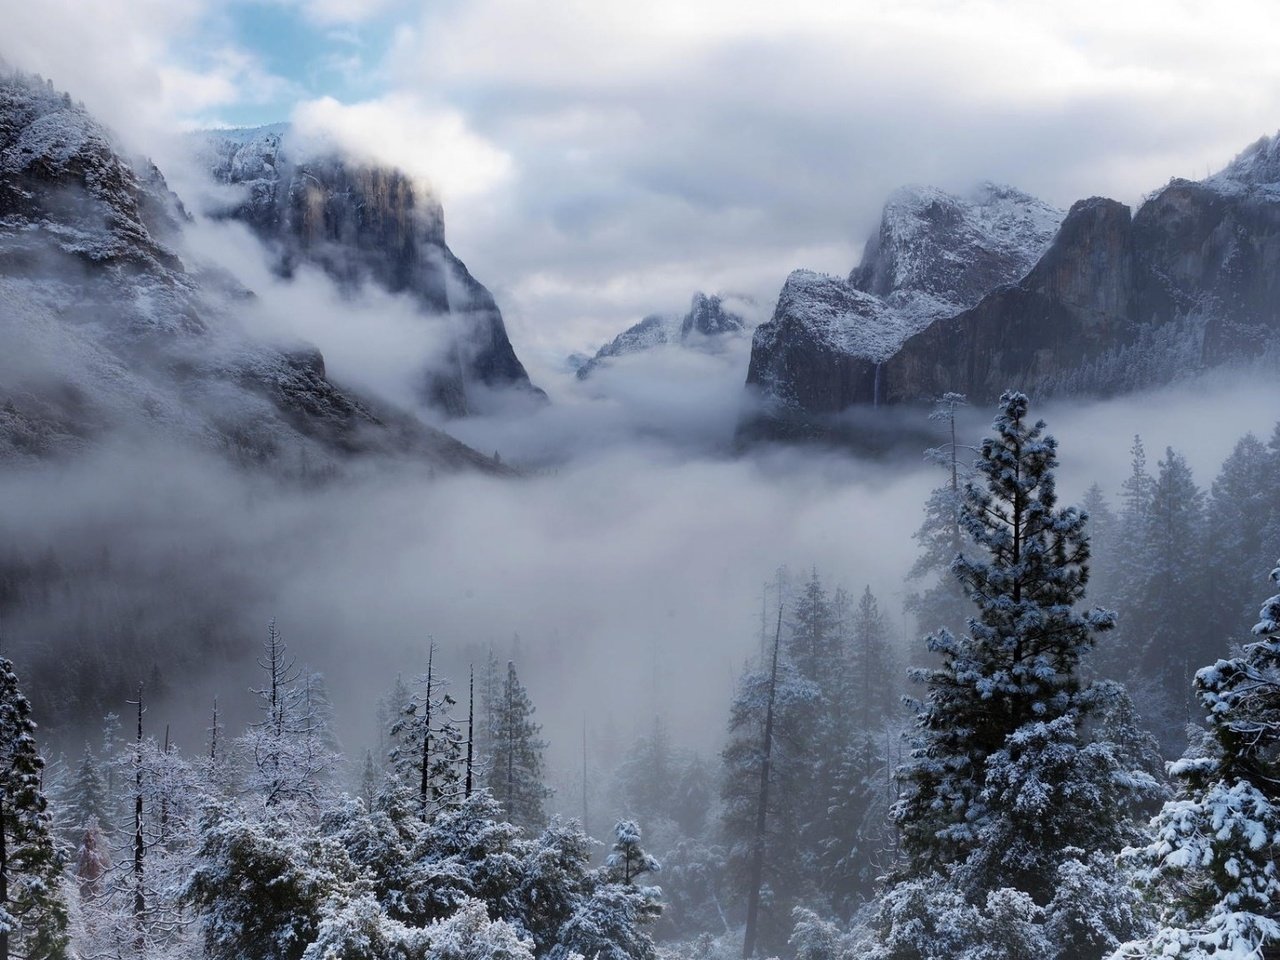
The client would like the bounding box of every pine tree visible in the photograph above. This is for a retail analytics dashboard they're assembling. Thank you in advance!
[1134,447,1208,729]
[605,820,661,886]
[0,657,69,960]
[63,744,110,836]
[907,393,976,636]
[851,586,895,733]
[388,643,464,819]
[1111,436,1154,630]
[239,620,338,811]
[484,661,550,832]
[879,392,1156,960]
[790,570,840,683]
[1207,433,1273,634]
[724,605,817,957]
[1115,559,1280,960]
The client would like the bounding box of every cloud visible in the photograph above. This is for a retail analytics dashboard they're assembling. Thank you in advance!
[290,93,515,203]
[0,0,294,156]
[10,0,1280,371]
[359,0,1280,359]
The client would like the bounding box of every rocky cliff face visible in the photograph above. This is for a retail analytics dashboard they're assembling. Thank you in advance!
[744,184,1062,433]
[575,292,746,379]
[0,72,505,474]
[744,139,1280,439]
[203,127,543,416]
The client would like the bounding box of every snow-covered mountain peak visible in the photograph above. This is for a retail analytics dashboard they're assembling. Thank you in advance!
[851,181,1063,331]
[1205,131,1280,195]
[574,292,748,379]
[761,270,904,362]
[1,71,184,273]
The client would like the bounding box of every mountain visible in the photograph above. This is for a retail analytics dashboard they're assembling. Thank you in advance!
[201,125,544,417]
[575,292,747,379]
[0,71,504,474]
[744,142,1280,440]
[743,184,1062,434]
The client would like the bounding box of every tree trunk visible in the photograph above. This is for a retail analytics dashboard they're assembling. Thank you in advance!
[133,686,145,951]
[465,667,474,799]
[419,646,434,819]
[0,789,10,960]
[742,605,783,959]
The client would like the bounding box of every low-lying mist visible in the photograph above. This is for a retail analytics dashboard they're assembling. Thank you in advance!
[2,317,1278,818]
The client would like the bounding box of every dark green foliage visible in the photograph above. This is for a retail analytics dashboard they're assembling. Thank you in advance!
[0,657,69,960]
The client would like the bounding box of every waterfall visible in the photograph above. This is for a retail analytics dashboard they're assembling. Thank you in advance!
[873,361,883,409]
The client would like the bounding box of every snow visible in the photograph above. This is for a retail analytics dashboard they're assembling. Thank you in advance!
[1204,132,1280,198]
[761,270,903,361]
[757,182,1064,373]
[869,182,1063,317]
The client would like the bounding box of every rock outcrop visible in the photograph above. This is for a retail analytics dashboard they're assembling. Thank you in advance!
[575,292,747,379]
[0,72,506,473]
[202,126,544,416]
[744,184,1062,433]
[744,139,1280,439]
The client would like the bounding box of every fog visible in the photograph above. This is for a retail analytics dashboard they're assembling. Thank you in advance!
[3,278,1277,814]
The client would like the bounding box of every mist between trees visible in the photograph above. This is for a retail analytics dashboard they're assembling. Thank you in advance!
[1,382,1280,959]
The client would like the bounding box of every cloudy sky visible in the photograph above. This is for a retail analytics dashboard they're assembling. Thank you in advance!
[7,0,1280,369]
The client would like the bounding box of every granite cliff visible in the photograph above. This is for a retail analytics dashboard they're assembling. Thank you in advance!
[203,126,544,416]
[744,144,1280,439]
[0,71,505,474]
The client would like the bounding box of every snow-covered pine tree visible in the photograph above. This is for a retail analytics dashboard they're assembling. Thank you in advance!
[610,715,677,831]
[0,657,69,960]
[879,391,1157,960]
[62,743,110,837]
[388,642,464,819]
[239,620,338,812]
[606,819,661,886]
[484,661,550,833]
[1081,483,1127,680]
[1110,435,1155,631]
[1113,560,1280,960]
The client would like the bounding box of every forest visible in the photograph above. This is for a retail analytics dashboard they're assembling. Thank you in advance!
[0,389,1276,960]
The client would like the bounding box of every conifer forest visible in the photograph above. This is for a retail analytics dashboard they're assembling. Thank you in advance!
[4,3,1280,958]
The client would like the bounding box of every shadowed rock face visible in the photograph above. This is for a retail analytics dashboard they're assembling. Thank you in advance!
[204,127,544,417]
[743,135,1280,440]
[744,185,1063,432]
[0,72,508,474]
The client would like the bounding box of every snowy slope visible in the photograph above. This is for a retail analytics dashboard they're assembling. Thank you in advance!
[0,71,505,473]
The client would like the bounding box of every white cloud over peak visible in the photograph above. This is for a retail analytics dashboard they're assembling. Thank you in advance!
[291,93,515,203]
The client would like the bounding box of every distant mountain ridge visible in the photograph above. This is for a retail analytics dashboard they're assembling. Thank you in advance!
[575,292,748,379]
[743,140,1280,440]
[200,124,544,417]
[0,71,506,473]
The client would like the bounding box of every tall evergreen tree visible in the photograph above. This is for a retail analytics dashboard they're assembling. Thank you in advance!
[1135,447,1208,728]
[1116,559,1280,960]
[388,643,464,819]
[908,393,976,637]
[63,744,110,836]
[1207,433,1273,634]
[484,661,550,832]
[0,658,69,960]
[878,392,1157,960]
[239,621,337,811]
